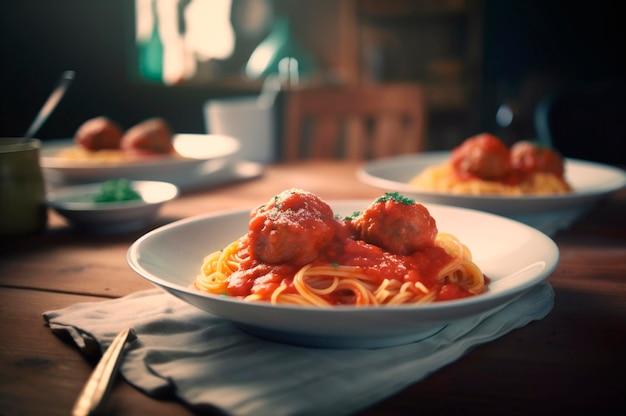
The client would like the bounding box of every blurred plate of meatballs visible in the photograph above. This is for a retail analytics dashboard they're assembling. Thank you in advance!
[41,116,242,184]
[358,134,626,234]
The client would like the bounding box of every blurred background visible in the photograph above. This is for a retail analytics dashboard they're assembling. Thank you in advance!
[1,0,624,163]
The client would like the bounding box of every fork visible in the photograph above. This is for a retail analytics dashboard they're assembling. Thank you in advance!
[71,327,134,416]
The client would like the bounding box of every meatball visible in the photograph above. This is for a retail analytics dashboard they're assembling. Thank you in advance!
[248,189,336,265]
[451,133,511,180]
[74,116,123,151]
[352,193,437,255]
[510,140,565,177]
[120,118,173,155]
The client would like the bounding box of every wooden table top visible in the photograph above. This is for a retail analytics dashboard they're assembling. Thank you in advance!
[1,160,625,416]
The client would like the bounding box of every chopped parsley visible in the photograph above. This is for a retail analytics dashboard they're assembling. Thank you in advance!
[91,179,142,203]
[375,192,414,205]
[342,211,361,221]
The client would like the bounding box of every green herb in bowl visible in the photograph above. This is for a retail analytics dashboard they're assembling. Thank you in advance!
[91,179,143,203]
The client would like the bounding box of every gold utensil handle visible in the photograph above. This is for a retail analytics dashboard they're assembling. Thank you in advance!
[72,327,134,416]
[24,70,75,140]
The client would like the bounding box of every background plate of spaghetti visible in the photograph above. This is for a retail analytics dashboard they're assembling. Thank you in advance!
[41,134,241,184]
[127,200,558,349]
[358,152,626,233]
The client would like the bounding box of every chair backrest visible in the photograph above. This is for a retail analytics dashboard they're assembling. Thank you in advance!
[282,83,428,161]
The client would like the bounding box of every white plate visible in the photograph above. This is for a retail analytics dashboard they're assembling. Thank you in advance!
[41,134,241,183]
[138,160,265,193]
[47,180,178,233]
[358,152,626,234]
[127,200,558,349]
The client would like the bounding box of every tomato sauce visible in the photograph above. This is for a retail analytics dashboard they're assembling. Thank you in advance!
[220,189,484,305]
[225,231,461,303]
[450,133,566,185]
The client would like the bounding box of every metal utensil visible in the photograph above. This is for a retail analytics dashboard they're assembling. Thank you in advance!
[72,327,134,416]
[23,70,75,141]
[257,73,281,110]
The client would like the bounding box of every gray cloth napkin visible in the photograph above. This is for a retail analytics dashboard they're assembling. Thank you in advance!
[44,283,554,416]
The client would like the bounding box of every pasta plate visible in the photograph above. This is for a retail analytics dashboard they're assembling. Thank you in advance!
[127,201,558,349]
[41,134,241,183]
[358,152,626,234]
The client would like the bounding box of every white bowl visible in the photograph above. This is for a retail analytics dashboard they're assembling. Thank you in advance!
[358,152,626,235]
[41,134,241,184]
[127,200,558,349]
[47,180,179,233]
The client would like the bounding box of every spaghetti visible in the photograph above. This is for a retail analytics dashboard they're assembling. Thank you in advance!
[411,133,572,195]
[56,147,181,165]
[194,189,488,307]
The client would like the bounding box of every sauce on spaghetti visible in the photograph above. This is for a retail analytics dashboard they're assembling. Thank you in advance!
[412,133,572,195]
[451,133,567,185]
[200,189,487,305]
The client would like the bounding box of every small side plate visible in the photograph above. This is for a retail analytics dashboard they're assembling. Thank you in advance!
[47,180,178,233]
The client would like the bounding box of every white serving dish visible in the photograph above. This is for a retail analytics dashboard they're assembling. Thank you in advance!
[358,152,626,234]
[41,134,241,184]
[127,200,558,349]
[47,180,178,233]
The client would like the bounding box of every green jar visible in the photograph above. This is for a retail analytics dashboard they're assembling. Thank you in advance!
[0,138,48,238]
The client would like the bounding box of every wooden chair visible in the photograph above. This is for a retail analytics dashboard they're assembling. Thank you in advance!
[282,83,428,161]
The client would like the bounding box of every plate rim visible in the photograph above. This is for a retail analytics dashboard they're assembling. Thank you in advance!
[40,133,241,171]
[357,151,626,202]
[46,180,179,212]
[127,200,559,314]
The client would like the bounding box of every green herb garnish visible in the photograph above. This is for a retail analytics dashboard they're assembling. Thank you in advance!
[375,192,415,205]
[91,179,142,203]
[342,211,361,221]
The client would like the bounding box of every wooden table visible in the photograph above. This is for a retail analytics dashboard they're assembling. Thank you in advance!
[1,160,625,415]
